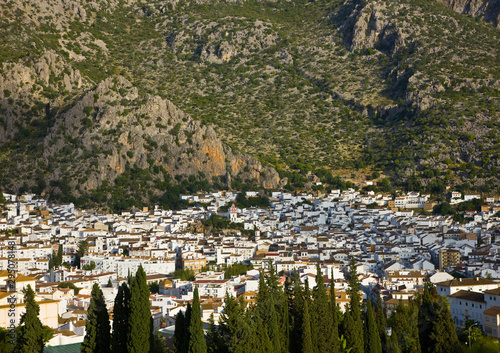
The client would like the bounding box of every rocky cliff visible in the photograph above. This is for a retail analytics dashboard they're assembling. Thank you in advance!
[436,0,500,28]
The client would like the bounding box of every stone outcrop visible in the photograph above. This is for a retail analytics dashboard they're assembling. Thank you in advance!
[37,76,281,194]
[435,0,500,28]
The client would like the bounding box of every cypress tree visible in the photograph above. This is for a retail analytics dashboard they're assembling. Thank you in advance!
[312,264,336,353]
[127,265,151,353]
[174,311,186,353]
[345,257,364,353]
[188,287,207,353]
[206,313,224,353]
[375,296,387,347]
[268,301,281,352]
[390,300,420,353]
[112,283,130,353]
[330,268,340,353]
[364,300,382,353]
[280,289,290,353]
[14,285,44,353]
[301,299,314,353]
[183,303,192,353]
[81,283,111,353]
[386,329,401,353]
[418,284,461,353]
[56,243,63,267]
[256,272,270,323]
[220,292,249,352]
[290,271,304,353]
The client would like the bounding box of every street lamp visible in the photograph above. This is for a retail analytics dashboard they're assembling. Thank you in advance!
[468,322,479,347]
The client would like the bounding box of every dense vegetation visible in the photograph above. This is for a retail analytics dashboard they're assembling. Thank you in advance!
[82,265,167,353]
[0,0,499,206]
[174,259,496,353]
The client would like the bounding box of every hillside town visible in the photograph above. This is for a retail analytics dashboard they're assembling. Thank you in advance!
[2,188,500,348]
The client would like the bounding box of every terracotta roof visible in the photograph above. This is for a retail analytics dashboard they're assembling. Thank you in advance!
[435,278,499,287]
[484,288,500,296]
[484,306,500,316]
[449,290,485,303]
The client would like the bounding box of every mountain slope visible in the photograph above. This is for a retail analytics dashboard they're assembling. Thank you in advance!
[0,0,499,203]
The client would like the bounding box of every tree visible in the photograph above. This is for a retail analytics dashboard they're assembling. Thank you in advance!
[0,327,13,352]
[112,283,130,353]
[127,265,151,353]
[418,284,462,353]
[344,257,364,353]
[312,264,337,353]
[375,296,387,347]
[56,243,63,267]
[174,311,186,353]
[290,270,304,353]
[386,329,401,353]
[389,300,420,353]
[14,285,44,353]
[205,313,224,353]
[364,300,382,353]
[188,287,207,353]
[75,240,88,268]
[301,299,314,353]
[81,283,111,353]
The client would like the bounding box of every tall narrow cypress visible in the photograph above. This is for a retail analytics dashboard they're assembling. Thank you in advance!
[206,313,224,353]
[312,264,336,353]
[112,283,130,353]
[364,300,382,353]
[301,299,314,353]
[375,295,387,347]
[81,283,111,353]
[188,287,207,353]
[174,311,186,353]
[330,268,339,353]
[290,270,304,353]
[345,257,364,353]
[14,285,44,353]
[127,265,151,353]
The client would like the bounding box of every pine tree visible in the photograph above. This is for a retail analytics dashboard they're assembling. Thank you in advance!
[188,287,207,353]
[301,299,314,353]
[112,283,130,353]
[81,283,111,353]
[127,265,151,353]
[364,300,382,353]
[345,257,364,353]
[14,285,44,353]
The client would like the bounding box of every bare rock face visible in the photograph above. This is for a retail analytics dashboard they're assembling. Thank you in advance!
[344,1,407,53]
[435,0,500,28]
[39,76,281,194]
[0,51,88,143]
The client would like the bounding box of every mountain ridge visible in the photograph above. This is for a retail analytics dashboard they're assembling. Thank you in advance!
[0,0,499,206]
